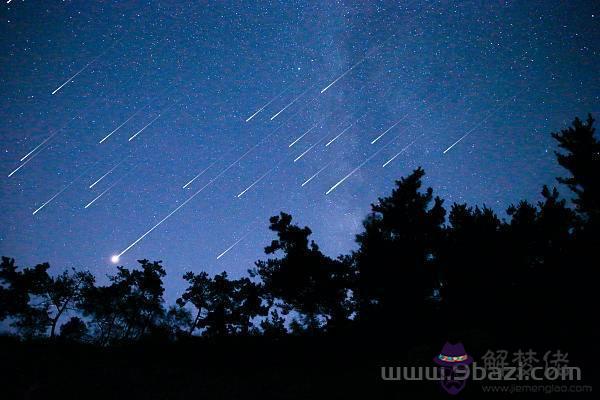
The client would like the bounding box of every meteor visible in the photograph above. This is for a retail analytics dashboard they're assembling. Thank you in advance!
[320,58,366,94]
[84,166,136,209]
[237,163,280,198]
[371,119,402,145]
[289,112,332,148]
[89,160,124,189]
[32,166,94,215]
[326,123,353,147]
[99,106,148,144]
[8,155,36,178]
[270,85,312,121]
[128,112,165,142]
[443,92,521,154]
[320,27,400,94]
[217,232,251,260]
[245,86,290,122]
[182,162,215,189]
[294,135,326,162]
[289,125,316,148]
[326,125,411,195]
[51,38,120,95]
[19,116,78,162]
[52,62,94,95]
[302,162,331,187]
[382,136,421,168]
[325,110,369,147]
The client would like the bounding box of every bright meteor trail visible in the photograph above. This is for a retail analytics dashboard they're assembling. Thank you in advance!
[302,162,331,187]
[128,112,165,142]
[216,232,251,260]
[245,86,290,122]
[32,166,94,215]
[236,164,278,198]
[19,116,78,162]
[289,125,316,148]
[326,125,411,195]
[270,85,312,121]
[89,160,124,189]
[382,136,421,168]
[100,106,148,144]
[182,162,215,189]
[443,92,521,154]
[85,166,137,209]
[325,111,367,147]
[51,39,119,95]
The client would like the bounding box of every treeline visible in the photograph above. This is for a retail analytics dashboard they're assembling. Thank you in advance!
[1,115,598,345]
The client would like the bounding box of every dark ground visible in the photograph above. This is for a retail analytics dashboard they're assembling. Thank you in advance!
[1,329,596,400]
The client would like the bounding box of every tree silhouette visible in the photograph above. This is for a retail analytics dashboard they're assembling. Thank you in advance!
[251,212,351,333]
[176,271,212,335]
[233,277,268,335]
[80,260,166,344]
[353,167,445,333]
[59,316,88,341]
[0,258,93,338]
[552,114,599,226]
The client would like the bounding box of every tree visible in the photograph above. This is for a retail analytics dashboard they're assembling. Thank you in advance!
[80,260,166,344]
[251,213,351,333]
[0,258,92,339]
[176,271,212,335]
[260,309,287,336]
[353,167,445,331]
[45,269,95,338]
[552,114,599,227]
[233,277,268,335]
[59,317,88,341]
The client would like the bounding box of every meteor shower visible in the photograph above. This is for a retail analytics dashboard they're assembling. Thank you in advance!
[1,1,598,398]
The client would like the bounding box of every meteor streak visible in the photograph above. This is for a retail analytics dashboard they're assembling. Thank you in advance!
[289,125,316,148]
[443,93,521,154]
[89,160,124,188]
[237,164,278,198]
[8,155,36,178]
[382,136,421,168]
[19,117,78,162]
[32,167,93,215]
[270,85,312,121]
[327,111,369,147]
[320,58,366,94]
[371,119,402,144]
[294,136,326,162]
[182,162,215,189]
[99,106,147,143]
[85,166,136,209]
[289,112,332,148]
[51,41,118,95]
[326,125,411,195]
[128,112,165,141]
[302,162,331,187]
[216,232,251,260]
[326,123,353,147]
[320,27,400,94]
[245,86,290,122]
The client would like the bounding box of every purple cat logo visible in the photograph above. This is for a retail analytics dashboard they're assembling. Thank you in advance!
[433,342,473,395]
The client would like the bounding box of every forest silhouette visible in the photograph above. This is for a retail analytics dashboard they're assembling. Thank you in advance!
[1,115,598,398]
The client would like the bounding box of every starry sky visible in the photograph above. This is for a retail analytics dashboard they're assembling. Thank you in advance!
[0,1,598,302]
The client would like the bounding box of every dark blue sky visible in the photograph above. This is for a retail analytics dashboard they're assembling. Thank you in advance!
[1,1,597,302]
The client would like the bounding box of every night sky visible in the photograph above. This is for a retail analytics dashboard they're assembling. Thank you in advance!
[1,1,598,302]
